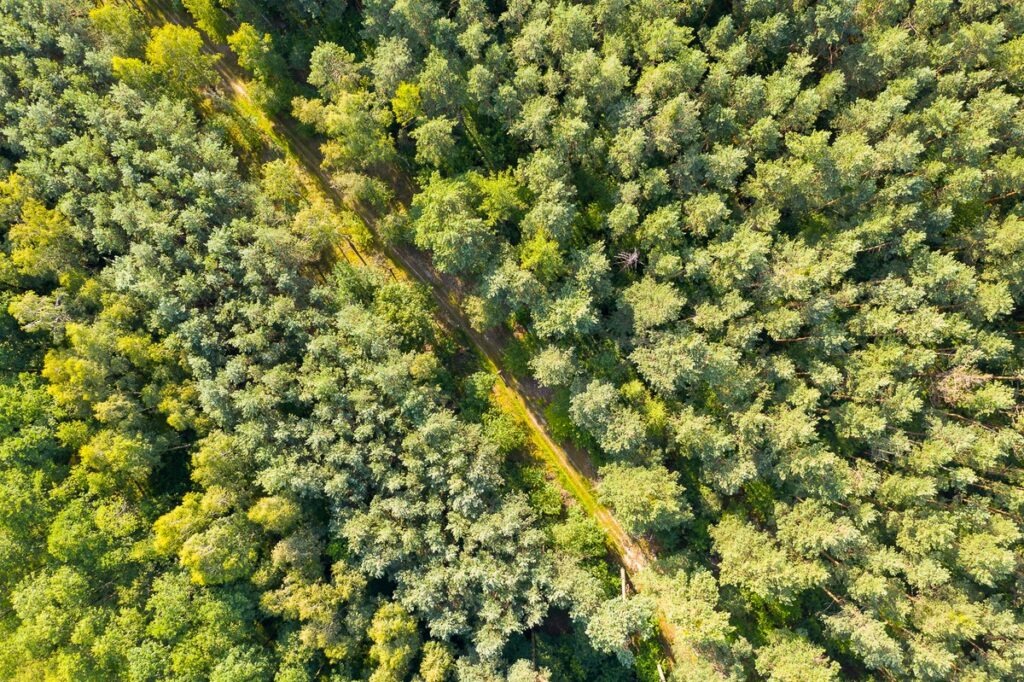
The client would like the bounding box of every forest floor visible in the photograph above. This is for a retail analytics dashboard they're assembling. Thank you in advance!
[134,0,676,662]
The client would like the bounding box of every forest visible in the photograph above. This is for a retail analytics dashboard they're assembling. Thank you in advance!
[0,0,1022,680]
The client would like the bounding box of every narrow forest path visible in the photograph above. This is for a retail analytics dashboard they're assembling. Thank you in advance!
[133,0,676,662]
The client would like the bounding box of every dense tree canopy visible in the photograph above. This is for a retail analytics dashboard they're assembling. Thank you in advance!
[3,0,1024,680]
[292,0,1024,679]
[0,2,624,679]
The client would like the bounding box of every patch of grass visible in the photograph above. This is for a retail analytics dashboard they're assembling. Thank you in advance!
[544,388,602,459]
[633,635,669,682]
[492,383,601,518]
[501,329,540,377]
